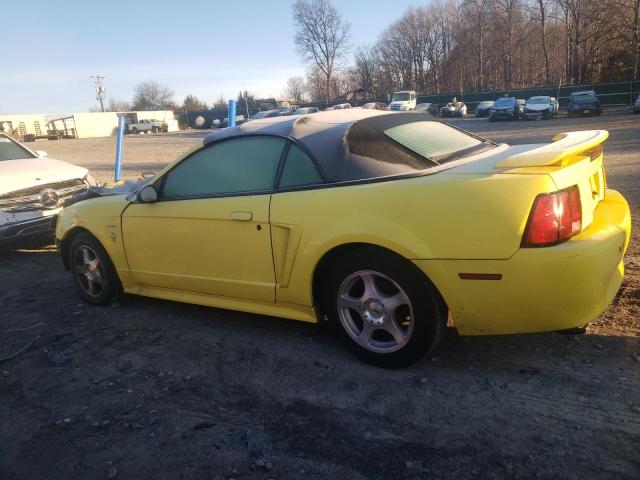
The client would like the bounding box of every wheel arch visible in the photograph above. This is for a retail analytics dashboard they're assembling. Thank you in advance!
[59,226,95,270]
[311,242,448,321]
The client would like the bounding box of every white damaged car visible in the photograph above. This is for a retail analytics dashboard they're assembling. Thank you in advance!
[0,133,96,244]
[523,96,559,120]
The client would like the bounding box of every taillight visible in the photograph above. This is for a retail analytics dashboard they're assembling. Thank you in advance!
[522,186,582,247]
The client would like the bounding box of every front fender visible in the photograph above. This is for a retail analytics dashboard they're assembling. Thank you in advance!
[56,195,135,285]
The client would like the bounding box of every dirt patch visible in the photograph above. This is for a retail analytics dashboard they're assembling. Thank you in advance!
[1,115,639,479]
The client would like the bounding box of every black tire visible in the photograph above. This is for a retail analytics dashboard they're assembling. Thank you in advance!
[132,127,138,134]
[68,232,120,305]
[152,126,158,133]
[322,247,446,368]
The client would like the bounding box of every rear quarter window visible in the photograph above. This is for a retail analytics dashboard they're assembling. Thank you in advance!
[383,122,482,163]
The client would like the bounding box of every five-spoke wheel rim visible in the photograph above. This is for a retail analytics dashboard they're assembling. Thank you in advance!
[73,245,105,298]
[337,270,414,353]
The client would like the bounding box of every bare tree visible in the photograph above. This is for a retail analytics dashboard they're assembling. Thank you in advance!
[132,81,175,110]
[182,94,208,111]
[292,0,351,102]
[284,76,307,103]
[212,95,228,110]
[352,46,378,93]
[237,90,256,117]
[463,0,492,90]
[305,68,329,102]
[107,98,132,112]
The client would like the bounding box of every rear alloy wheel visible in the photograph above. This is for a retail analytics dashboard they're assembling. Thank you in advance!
[323,249,446,368]
[69,233,119,305]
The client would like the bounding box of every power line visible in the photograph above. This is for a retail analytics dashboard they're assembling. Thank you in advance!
[91,75,106,112]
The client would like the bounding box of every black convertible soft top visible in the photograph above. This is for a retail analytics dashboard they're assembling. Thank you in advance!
[203,110,486,183]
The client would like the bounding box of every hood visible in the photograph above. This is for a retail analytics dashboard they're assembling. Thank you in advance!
[525,104,550,111]
[491,105,515,110]
[390,101,411,106]
[0,157,88,196]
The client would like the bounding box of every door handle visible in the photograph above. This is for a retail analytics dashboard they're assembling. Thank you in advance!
[230,211,252,221]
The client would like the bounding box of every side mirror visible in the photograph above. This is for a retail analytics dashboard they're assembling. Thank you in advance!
[137,184,158,203]
[35,150,48,157]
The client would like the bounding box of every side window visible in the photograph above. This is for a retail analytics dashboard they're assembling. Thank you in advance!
[278,143,323,189]
[162,136,285,198]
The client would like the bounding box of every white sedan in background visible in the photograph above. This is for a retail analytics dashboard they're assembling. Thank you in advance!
[0,133,96,244]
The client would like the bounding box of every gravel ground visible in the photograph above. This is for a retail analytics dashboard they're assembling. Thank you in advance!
[1,113,638,480]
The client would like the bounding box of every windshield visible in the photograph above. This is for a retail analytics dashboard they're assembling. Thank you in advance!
[392,92,411,101]
[478,101,493,107]
[573,93,597,102]
[278,106,290,113]
[0,136,36,161]
[528,97,549,104]
[494,98,515,106]
[384,121,484,163]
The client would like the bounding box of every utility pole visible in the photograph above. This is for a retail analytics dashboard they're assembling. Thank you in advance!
[91,75,106,112]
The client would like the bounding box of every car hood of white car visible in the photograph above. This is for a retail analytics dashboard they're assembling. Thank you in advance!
[525,104,550,111]
[0,157,88,196]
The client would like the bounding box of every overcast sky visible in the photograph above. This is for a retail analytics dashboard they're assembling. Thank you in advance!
[0,0,423,114]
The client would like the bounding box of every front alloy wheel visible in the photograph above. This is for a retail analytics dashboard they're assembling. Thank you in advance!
[73,245,105,298]
[68,232,120,305]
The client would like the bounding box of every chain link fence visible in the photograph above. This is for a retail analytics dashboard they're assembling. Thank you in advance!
[418,81,640,113]
[176,81,640,127]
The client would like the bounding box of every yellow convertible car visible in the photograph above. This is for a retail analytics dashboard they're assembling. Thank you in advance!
[56,110,631,367]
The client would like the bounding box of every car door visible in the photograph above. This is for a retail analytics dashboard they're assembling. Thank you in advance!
[122,135,286,303]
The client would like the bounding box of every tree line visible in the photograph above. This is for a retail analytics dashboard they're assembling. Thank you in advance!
[98,0,640,112]
[291,0,640,103]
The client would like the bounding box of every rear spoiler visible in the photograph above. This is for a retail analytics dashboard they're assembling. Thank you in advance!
[496,130,608,168]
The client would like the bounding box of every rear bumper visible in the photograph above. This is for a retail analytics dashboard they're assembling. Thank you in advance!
[414,189,631,335]
[490,112,517,120]
[569,107,602,116]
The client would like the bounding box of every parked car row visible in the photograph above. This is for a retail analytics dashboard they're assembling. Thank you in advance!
[209,89,629,129]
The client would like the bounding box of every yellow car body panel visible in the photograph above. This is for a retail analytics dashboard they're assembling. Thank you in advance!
[121,194,275,303]
[414,189,630,334]
[56,194,136,288]
[56,126,631,336]
[269,171,556,307]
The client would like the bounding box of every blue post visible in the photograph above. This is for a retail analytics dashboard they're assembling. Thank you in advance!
[114,115,125,181]
[228,100,237,127]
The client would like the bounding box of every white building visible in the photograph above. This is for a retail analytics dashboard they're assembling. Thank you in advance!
[0,110,179,139]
